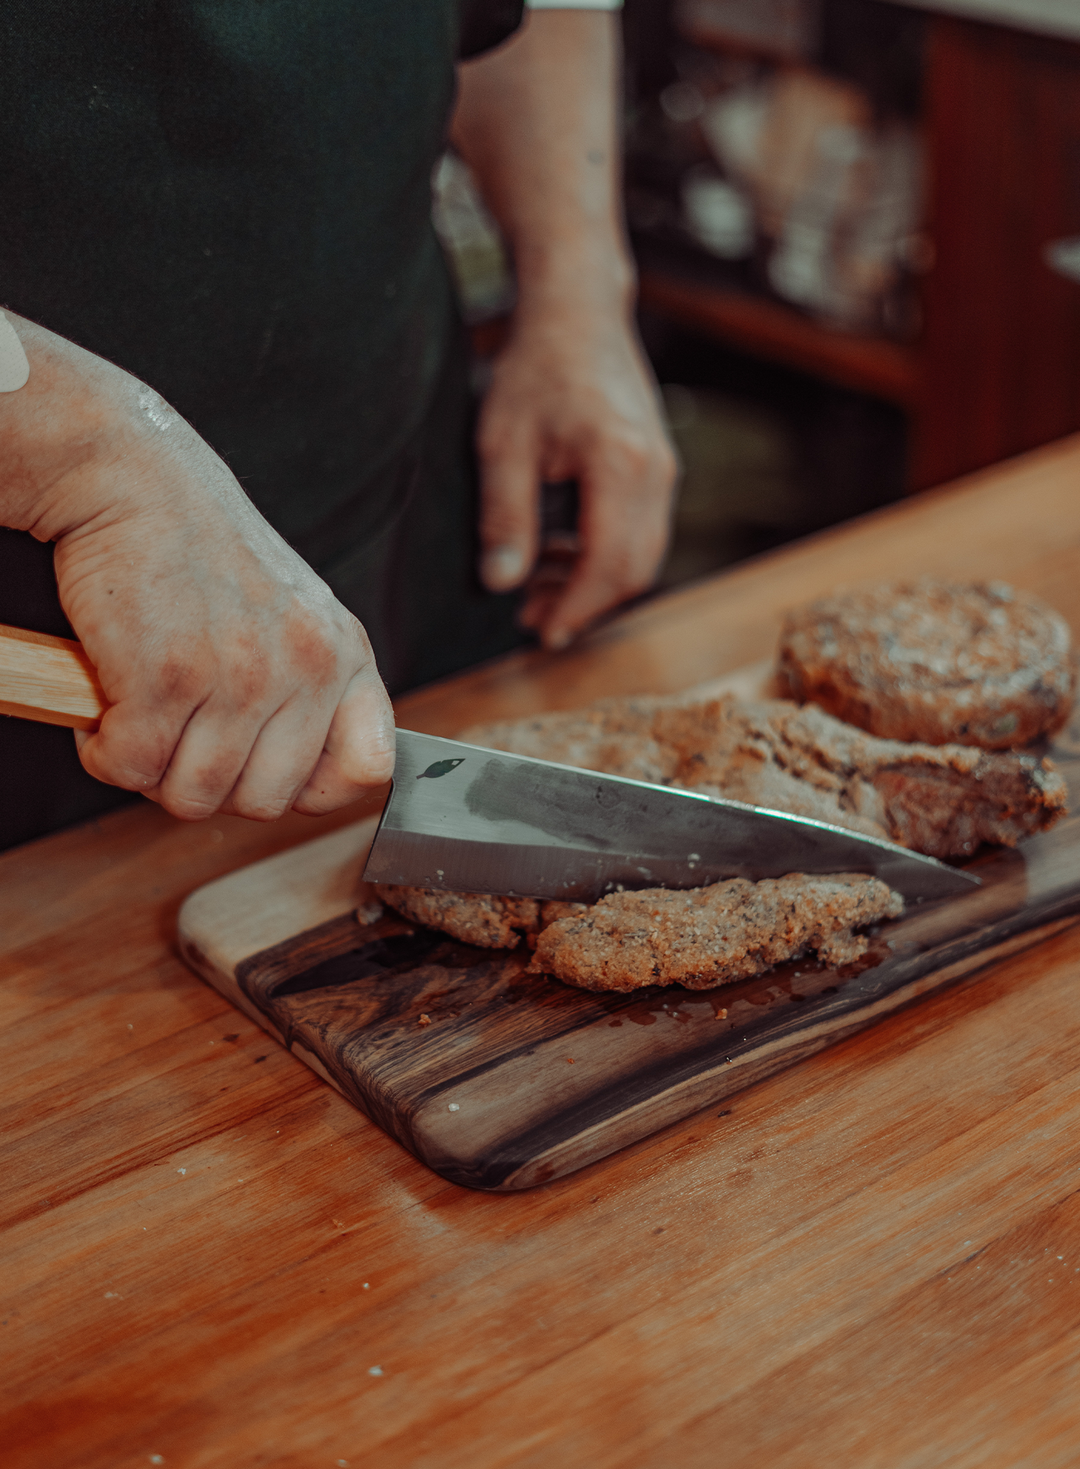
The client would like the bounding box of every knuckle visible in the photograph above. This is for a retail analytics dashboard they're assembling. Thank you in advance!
[343,610,374,659]
[344,638,377,685]
[609,420,678,480]
[284,609,342,691]
[618,435,653,476]
[231,767,306,823]
[586,437,653,491]
[194,750,241,794]
[155,653,206,709]
[602,545,650,598]
[219,655,270,715]
[163,751,245,818]
[84,722,174,793]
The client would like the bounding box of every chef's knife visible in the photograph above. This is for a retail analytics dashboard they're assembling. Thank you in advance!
[0,622,980,903]
[363,729,980,904]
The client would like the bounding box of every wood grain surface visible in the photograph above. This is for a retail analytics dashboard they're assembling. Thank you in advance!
[6,433,1080,1466]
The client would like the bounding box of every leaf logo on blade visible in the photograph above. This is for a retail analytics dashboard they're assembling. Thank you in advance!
[417,758,465,780]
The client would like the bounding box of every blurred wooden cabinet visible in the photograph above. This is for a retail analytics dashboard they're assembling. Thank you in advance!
[915,15,1080,487]
[632,5,1080,490]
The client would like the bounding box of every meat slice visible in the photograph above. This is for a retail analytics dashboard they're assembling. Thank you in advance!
[651,699,889,838]
[380,690,1066,975]
[374,889,588,948]
[661,698,1068,859]
[459,697,677,784]
[466,694,1068,859]
[528,873,904,992]
[374,886,541,949]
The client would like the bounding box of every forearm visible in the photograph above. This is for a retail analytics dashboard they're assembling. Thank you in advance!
[450,9,634,325]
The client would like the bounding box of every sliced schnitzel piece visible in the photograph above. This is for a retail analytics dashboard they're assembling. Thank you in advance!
[374,887,541,949]
[527,873,904,992]
[372,888,588,950]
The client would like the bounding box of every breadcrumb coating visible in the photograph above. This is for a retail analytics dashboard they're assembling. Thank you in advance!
[527,873,904,992]
[778,580,1076,748]
[374,886,541,948]
[374,888,590,950]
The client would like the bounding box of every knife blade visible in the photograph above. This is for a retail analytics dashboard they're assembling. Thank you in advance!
[362,730,981,904]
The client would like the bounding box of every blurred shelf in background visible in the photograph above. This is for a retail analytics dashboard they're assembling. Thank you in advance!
[624,0,1080,493]
[441,1,1080,598]
[638,267,922,405]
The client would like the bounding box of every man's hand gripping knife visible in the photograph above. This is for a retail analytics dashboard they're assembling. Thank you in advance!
[0,312,396,821]
[452,8,679,650]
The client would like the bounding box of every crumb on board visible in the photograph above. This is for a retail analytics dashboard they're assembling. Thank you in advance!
[355,898,384,926]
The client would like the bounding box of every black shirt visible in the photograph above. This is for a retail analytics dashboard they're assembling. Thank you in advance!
[0,0,525,848]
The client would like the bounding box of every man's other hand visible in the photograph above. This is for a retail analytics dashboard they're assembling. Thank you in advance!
[452,9,679,651]
[476,304,677,649]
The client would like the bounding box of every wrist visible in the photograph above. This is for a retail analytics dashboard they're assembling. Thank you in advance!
[511,233,637,331]
[0,315,178,541]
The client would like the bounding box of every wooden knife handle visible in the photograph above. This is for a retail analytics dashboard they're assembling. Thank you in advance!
[0,623,107,731]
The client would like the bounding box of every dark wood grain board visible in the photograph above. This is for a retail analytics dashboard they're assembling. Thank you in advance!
[178,701,1080,1192]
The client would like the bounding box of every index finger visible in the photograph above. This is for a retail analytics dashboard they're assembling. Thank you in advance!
[532,441,674,648]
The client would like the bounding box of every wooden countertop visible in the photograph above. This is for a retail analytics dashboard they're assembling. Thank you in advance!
[7,434,1080,1468]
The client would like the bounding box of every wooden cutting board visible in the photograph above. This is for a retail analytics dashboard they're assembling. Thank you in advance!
[177,668,1080,1192]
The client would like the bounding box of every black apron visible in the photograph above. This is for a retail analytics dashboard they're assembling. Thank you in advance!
[0,0,524,849]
